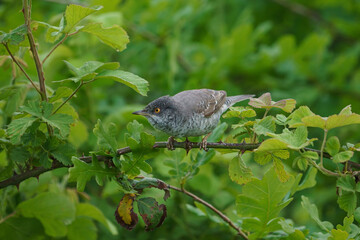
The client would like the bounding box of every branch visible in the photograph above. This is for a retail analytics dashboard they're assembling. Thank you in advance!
[23,0,47,101]
[52,80,84,114]
[169,185,248,239]
[0,140,357,189]
[3,43,41,94]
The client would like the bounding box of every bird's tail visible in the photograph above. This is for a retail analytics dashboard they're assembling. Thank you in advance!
[226,94,255,106]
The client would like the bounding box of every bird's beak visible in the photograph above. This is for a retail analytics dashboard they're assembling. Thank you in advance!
[132,110,149,116]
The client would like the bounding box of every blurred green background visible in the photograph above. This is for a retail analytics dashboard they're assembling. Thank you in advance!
[1,0,360,239]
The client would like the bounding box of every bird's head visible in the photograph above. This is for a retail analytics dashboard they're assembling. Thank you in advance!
[132,96,177,129]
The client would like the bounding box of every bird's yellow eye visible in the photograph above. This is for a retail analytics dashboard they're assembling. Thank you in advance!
[154,108,161,113]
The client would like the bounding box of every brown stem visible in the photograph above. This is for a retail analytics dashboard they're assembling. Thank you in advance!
[169,185,248,239]
[23,0,47,101]
[0,211,17,224]
[0,140,356,189]
[3,43,41,94]
[42,34,68,64]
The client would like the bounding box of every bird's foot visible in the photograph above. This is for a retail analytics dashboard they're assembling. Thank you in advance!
[199,132,212,151]
[166,136,176,150]
[185,137,192,155]
[199,138,208,151]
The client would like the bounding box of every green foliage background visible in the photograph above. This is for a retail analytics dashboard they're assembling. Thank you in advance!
[1,0,360,239]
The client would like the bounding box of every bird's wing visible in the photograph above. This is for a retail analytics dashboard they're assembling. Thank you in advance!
[172,89,227,117]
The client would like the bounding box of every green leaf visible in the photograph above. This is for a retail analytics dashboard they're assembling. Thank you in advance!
[337,191,357,216]
[8,146,30,164]
[45,113,74,138]
[257,138,288,151]
[64,5,102,33]
[329,229,349,240]
[268,126,316,150]
[97,70,149,96]
[49,87,74,103]
[93,119,118,153]
[17,192,76,237]
[337,175,356,192]
[67,217,97,240]
[123,132,155,177]
[295,167,318,192]
[137,197,167,231]
[51,142,76,166]
[0,24,27,45]
[354,207,360,223]
[229,155,253,185]
[273,158,290,182]
[81,23,129,52]
[301,195,333,232]
[253,116,276,136]
[326,136,340,156]
[333,151,354,163]
[76,203,118,235]
[288,106,315,128]
[336,215,354,232]
[222,106,256,119]
[301,151,319,160]
[68,155,117,191]
[126,120,144,142]
[236,167,295,234]
[0,217,44,240]
[7,117,37,144]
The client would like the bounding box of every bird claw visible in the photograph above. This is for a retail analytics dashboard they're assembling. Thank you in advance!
[199,138,208,151]
[185,137,192,155]
[167,136,176,150]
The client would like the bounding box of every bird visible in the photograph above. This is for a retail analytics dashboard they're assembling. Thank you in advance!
[133,89,254,151]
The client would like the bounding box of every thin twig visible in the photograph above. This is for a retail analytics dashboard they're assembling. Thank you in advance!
[169,185,248,239]
[42,34,68,64]
[0,211,17,224]
[320,129,328,167]
[52,81,84,115]
[23,0,47,101]
[0,140,351,189]
[3,43,41,94]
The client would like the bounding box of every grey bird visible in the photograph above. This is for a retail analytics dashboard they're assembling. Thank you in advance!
[133,89,254,150]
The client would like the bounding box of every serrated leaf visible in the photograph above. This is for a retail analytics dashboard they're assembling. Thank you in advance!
[333,151,354,163]
[96,70,149,96]
[49,87,74,103]
[81,23,129,52]
[115,194,138,230]
[64,5,102,33]
[301,195,333,232]
[0,24,27,45]
[127,120,144,142]
[93,119,118,153]
[329,229,349,240]
[337,175,356,192]
[236,168,294,228]
[17,192,76,237]
[288,106,315,128]
[7,117,37,144]
[273,158,290,182]
[268,126,316,150]
[222,106,256,119]
[229,155,253,185]
[44,113,73,137]
[63,60,120,77]
[337,191,357,216]
[68,156,117,191]
[137,197,167,231]
[51,142,76,166]
[253,116,276,136]
[8,146,30,164]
